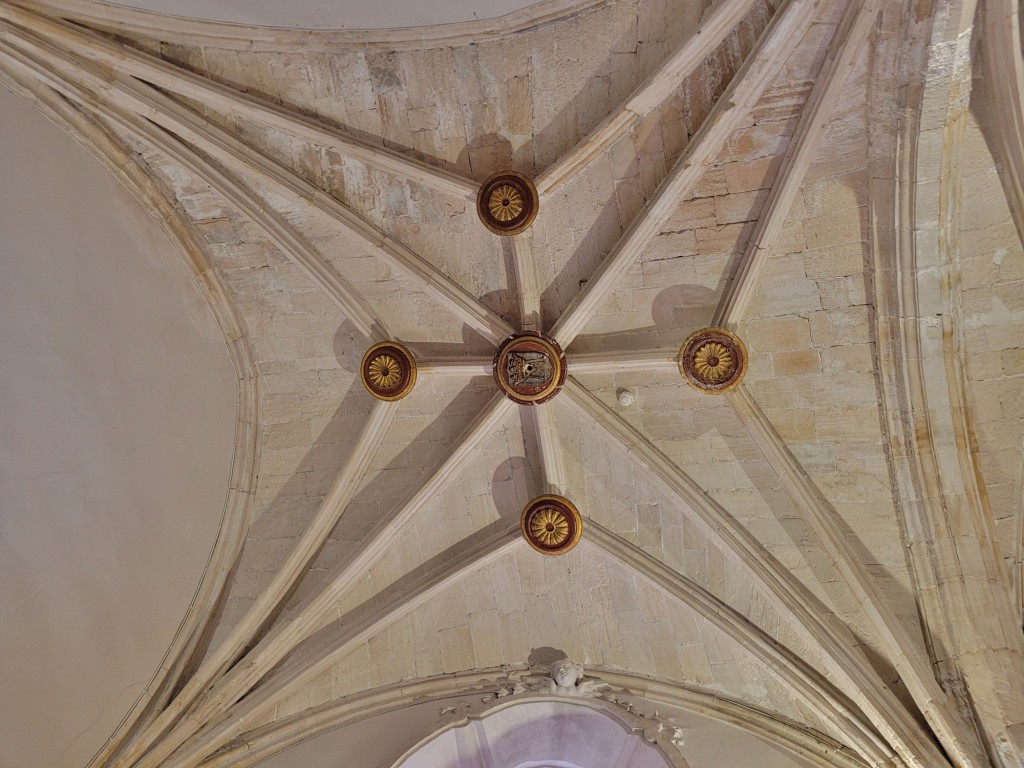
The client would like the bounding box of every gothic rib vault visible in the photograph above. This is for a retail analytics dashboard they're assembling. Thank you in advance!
[1,0,1023,766]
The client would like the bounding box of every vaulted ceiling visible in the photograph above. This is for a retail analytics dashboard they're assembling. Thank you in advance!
[1,1,1022,768]
[94,0,543,30]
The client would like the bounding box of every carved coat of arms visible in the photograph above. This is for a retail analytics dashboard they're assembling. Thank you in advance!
[507,350,554,388]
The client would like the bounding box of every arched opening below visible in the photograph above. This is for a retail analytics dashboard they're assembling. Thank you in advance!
[394,699,676,768]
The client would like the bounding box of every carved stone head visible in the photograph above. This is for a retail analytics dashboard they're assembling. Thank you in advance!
[550,658,583,688]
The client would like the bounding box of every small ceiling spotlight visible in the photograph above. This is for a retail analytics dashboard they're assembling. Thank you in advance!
[616,388,635,407]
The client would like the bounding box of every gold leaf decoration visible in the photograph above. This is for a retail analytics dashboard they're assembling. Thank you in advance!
[530,507,570,547]
[693,342,733,382]
[368,354,402,390]
[488,184,524,222]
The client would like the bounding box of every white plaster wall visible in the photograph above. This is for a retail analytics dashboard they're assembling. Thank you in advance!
[0,86,237,767]
[98,0,543,29]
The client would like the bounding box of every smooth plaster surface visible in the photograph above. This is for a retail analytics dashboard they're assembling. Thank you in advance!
[0,85,237,768]
[100,0,542,29]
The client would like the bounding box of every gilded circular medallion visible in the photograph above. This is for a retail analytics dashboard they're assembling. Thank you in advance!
[493,331,566,405]
[477,171,539,235]
[678,327,747,393]
[360,342,417,401]
[521,495,583,555]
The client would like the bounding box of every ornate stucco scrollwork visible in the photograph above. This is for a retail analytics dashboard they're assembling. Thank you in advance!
[521,495,583,555]
[476,170,539,235]
[678,327,747,393]
[360,341,417,401]
[493,331,566,405]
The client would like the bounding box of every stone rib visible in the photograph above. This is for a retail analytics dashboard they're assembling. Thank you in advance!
[0,3,479,199]
[549,0,817,349]
[0,30,388,340]
[1,20,515,344]
[587,521,898,768]
[144,526,522,768]
[534,0,762,196]
[562,378,956,768]
[714,0,882,326]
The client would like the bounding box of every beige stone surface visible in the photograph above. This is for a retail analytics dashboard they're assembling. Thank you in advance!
[959,87,1024,603]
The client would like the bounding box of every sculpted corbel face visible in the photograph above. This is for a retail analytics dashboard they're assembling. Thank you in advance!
[550,658,582,688]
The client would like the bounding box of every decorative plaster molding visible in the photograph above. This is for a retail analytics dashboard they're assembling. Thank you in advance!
[199,668,869,768]
[411,696,688,768]
[486,657,610,697]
